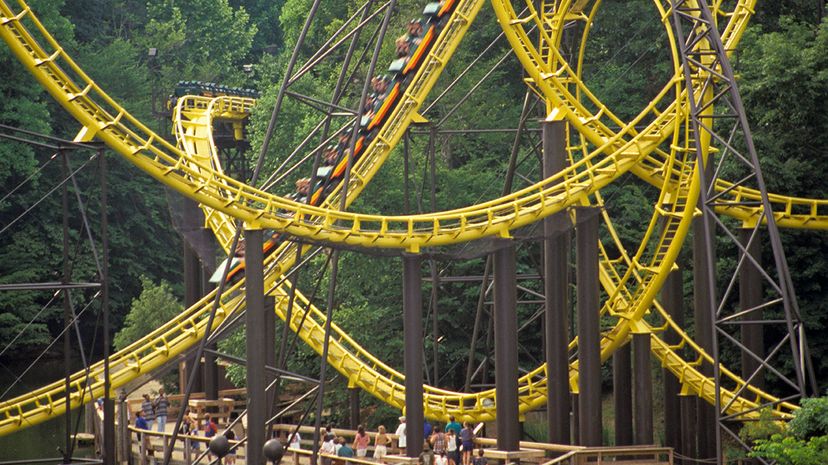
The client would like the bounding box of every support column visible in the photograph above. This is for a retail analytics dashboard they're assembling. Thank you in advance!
[245,228,266,465]
[739,228,764,390]
[633,332,653,445]
[183,241,204,394]
[662,267,683,453]
[494,241,520,452]
[349,388,361,429]
[403,254,424,458]
[613,345,632,446]
[265,296,276,422]
[680,395,697,465]
[693,214,716,461]
[542,119,571,446]
[575,207,601,446]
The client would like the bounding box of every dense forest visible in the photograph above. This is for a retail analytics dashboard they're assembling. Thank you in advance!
[0,0,826,452]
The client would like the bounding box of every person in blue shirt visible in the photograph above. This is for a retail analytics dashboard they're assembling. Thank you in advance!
[337,437,355,459]
[424,420,433,437]
[444,416,461,435]
[135,409,149,433]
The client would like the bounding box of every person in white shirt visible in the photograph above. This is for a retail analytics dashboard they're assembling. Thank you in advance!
[289,431,302,465]
[435,451,449,465]
[395,416,407,454]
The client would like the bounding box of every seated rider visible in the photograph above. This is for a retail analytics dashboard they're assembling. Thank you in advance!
[322,145,339,166]
[371,75,390,95]
[395,35,411,57]
[294,177,311,203]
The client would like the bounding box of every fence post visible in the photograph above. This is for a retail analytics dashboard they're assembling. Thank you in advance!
[184,436,192,465]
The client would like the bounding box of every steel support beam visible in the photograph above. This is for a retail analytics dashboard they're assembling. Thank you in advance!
[613,345,632,446]
[403,254,424,458]
[662,267,683,453]
[633,333,653,445]
[245,228,266,465]
[693,214,716,461]
[739,228,764,390]
[100,149,114,465]
[183,231,204,394]
[575,207,601,446]
[542,119,571,447]
[349,388,361,429]
[265,296,276,421]
[679,395,697,465]
[494,241,520,452]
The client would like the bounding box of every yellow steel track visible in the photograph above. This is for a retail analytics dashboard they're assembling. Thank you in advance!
[0,0,821,437]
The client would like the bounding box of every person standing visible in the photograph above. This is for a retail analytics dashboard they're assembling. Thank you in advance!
[435,451,449,465]
[353,424,370,458]
[395,417,407,454]
[444,416,461,435]
[135,410,152,462]
[153,388,169,433]
[419,440,434,465]
[430,426,446,456]
[289,430,302,465]
[320,433,337,465]
[446,429,458,465]
[204,414,218,461]
[140,393,155,432]
[375,425,391,463]
[471,449,487,465]
[460,423,475,465]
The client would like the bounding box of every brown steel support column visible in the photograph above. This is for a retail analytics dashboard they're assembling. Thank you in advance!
[542,119,571,446]
[739,228,764,390]
[403,254,424,458]
[494,241,520,452]
[265,296,276,420]
[633,332,653,445]
[349,388,361,429]
[679,394,697,465]
[575,207,601,446]
[662,267,683,453]
[613,345,632,446]
[693,215,716,461]
[245,228,266,465]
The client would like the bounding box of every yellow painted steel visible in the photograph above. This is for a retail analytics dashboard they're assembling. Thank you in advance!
[0,0,819,437]
[0,0,486,434]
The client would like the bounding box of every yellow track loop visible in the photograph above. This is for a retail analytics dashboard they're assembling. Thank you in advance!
[0,0,740,252]
[0,0,486,435]
[499,0,795,420]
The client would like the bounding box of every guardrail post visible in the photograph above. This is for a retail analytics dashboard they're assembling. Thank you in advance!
[246,227,266,465]
[403,253,424,458]
[494,239,520,453]
[184,437,192,465]
[118,392,129,464]
[542,118,571,447]
[575,207,601,446]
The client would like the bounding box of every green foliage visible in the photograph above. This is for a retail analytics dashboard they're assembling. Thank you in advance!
[750,434,828,465]
[114,276,182,351]
[789,396,828,439]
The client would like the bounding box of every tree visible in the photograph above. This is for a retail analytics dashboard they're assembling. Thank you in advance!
[114,276,182,351]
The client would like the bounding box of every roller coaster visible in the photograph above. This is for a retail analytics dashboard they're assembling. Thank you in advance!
[0,0,826,462]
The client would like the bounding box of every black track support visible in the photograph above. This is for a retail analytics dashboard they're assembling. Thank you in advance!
[542,119,571,447]
[632,332,653,445]
[613,345,632,446]
[349,388,360,429]
[245,228,266,465]
[679,394,697,465]
[265,295,276,422]
[183,212,204,394]
[693,214,716,461]
[99,149,114,465]
[61,151,72,465]
[494,240,520,452]
[575,207,601,447]
[403,254,424,458]
[662,266,683,454]
[739,228,764,390]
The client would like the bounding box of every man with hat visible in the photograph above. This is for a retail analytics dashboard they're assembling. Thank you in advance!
[395,416,407,454]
